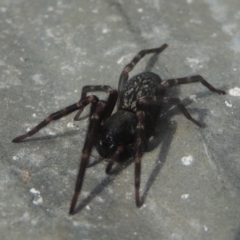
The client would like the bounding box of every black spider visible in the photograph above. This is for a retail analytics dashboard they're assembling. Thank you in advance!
[12,44,226,215]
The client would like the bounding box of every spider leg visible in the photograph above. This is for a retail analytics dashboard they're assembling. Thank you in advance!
[117,44,168,108]
[12,96,99,143]
[74,85,118,121]
[134,110,147,207]
[105,146,124,174]
[133,93,203,206]
[161,75,226,95]
[139,96,202,127]
[69,101,107,215]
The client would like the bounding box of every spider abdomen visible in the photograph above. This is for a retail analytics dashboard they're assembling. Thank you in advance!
[119,72,163,140]
[119,72,162,112]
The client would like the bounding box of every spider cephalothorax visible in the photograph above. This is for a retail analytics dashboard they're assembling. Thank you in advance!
[12,44,226,214]
[95,110,137,158]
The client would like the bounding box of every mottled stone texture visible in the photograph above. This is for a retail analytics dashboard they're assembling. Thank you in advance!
[1,0,240,239]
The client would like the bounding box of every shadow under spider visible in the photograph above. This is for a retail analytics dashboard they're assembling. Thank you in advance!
[74,118,176,212]
[140,119,177,206]
[139,103,208,206]
[144,51,162,72]
[74,158,133,214]
[74,81,212,211]
[18,129,83,142]
[74,101,209,213]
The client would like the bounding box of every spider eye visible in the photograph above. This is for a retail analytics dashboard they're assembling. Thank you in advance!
[109,144,114,149]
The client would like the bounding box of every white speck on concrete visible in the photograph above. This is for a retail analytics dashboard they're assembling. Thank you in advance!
[47,6,54,12]
[189,95,197,101]
[5,18,12,24]
[1,7,7,12]
[171,233,182,239]
[96,196,105,203]
[32,113,37,118]
[12,155,20,161]
[186,57,200,64]
[204,225,208,232]
[117,55,126,64]
[29,188,43,205]
[125,192,133,200]
[45,28,55,39]
[102,28,110,34]
[210,110,217,115]
[86,205,91,210]
[229,87,240,97]
[187,0,193,3]
[17,212,30,223]
[72,221,81,227]
[67,122,74,128]
[32,74,45,85]
[225,101,232,107]
[181,155,194,166]
[137,8,143,13]
[92,9,98,13]
[181,194,190,199]
[141,25,170,40]
[46,129,56,136]
[186,57,202,70]
[31,219,39,226]
[61,65,75,74]
[30,188,40,195]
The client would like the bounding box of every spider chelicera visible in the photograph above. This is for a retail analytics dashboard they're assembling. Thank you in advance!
[12,44,226,214]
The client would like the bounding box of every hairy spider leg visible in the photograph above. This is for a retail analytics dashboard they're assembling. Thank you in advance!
[134,109,146,207]
[117,44,168,108]
[139,96,202,127]
[105,145,124,174]
[69,85,118,214]
[69,100,108,215]
[133,93,206,206]
[161,75,226,95]
[12,85,118,215]
[12,96,99,143]
[74,85,118,122]
[130,74,226,207]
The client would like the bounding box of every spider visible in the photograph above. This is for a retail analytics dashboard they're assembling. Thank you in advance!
[12,44,226,215]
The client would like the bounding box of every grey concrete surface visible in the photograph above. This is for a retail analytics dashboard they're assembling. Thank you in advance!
[1,0,240,239]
